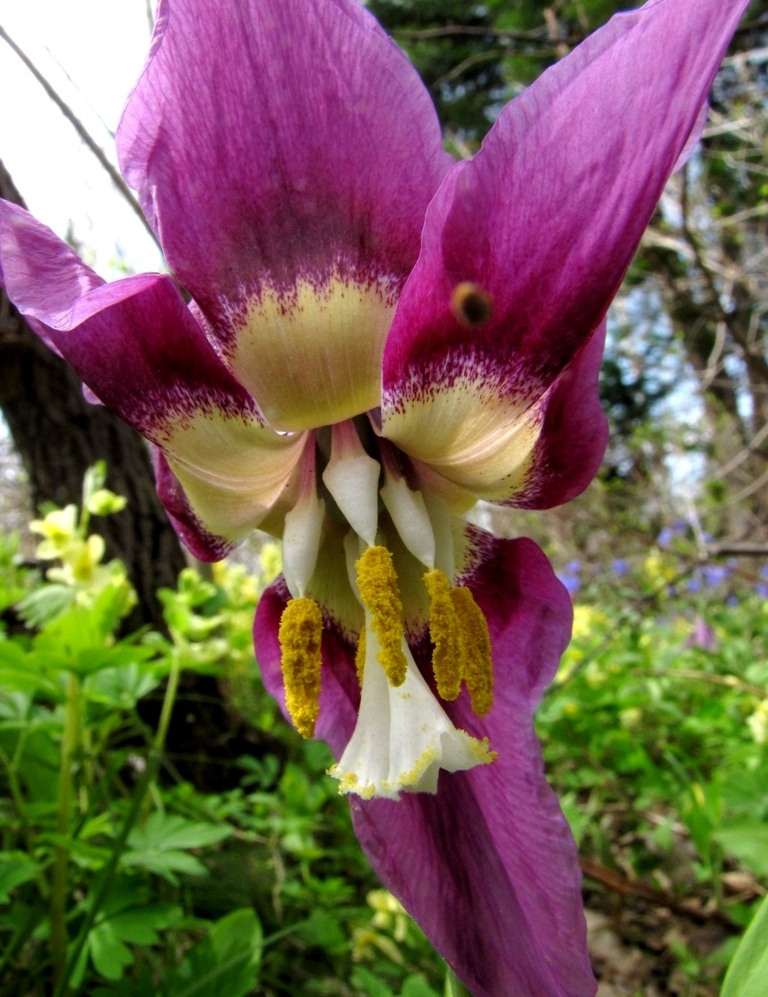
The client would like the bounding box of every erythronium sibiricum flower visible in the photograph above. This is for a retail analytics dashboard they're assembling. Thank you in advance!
[0,0,749,992]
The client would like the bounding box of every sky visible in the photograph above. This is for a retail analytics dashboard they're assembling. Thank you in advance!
[0,0,163,278]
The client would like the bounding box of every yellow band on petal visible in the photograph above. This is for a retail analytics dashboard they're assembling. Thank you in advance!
[278,597,324,738]
[451,586,494,717]
[355,545,407,687]
[423,568,462,701]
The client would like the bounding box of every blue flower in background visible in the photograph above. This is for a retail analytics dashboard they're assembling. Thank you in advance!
[701,564,730,587]
[556,572,581,596]
[657,527,675,548]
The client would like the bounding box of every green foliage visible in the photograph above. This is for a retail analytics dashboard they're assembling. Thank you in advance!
[2,470,767,994]
[0,481,443,996]
[539,545,768,987]
[368,0,626,142]
[721,892,768,997]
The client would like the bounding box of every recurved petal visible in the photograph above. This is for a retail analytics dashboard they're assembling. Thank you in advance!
[118,0,452,431]
[511,322,608,509]
[382,0,748,488]
[352,537,593,997]
[0,201,305,549]
[152,450,235,562]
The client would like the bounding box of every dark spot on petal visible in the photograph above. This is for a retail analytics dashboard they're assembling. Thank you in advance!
[450,282,492,328]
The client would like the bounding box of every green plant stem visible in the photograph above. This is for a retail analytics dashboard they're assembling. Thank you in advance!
[53,653,182,997]
[50,670,81,991]
[444,966,474,997]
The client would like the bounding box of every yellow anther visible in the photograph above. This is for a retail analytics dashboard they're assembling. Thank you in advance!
[451,587,494,717]
[278,597,324,738]
[355,626,367,686]
[355,545,407,687]
[423,568,462,701]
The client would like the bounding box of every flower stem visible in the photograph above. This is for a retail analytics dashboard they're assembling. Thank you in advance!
[53,653,182,997]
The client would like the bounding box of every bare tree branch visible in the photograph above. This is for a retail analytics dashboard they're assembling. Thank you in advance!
[0,24,158,248]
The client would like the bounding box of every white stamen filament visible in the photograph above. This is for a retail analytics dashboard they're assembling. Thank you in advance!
[322,422,381,547]
[380,472,436,568]
[329,619,495,800]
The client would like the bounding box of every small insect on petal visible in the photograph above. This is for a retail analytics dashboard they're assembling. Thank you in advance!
[450,282,493,329]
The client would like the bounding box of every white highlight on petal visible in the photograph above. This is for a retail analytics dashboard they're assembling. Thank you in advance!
[380,473,435,568]
[322,423,381,547]
[329,622,495,800]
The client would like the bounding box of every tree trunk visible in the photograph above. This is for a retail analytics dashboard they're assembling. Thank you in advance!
[0,160,187,632]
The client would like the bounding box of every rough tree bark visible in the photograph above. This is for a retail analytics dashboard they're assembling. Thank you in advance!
[0,159,187,631]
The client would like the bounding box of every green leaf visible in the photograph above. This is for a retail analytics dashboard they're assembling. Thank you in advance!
[402,974,441,997]
[84,661,164,709]
[0,853,40,902]
[722,893,768,997]
[129,812,232,851]
[350,967,394,997]
[120,848,208,883]
[714,820,768,877]
[89,922,133,981]
[121,812,232,881]
[163,909,262,997]
[293,912,346,953]
[16,584,75,627]
[107,904,182,945]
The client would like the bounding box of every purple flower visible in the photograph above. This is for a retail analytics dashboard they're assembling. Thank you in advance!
[0,0,747,992]
[684,616,719,653]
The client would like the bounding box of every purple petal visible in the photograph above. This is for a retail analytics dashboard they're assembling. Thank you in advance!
[0,201,306,548]
[254,536,593,996]
[382,0,748,482]
[117,0,451,430]
[513,322,608,508]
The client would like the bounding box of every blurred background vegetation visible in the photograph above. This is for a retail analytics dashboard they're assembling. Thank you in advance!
[2,0,768,994]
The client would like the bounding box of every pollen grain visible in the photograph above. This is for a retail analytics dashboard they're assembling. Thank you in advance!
[451,586,494,716]
[423,568,462,701]
[355,545,407,686]
[355,625,367,686]
[278,596,324,738]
